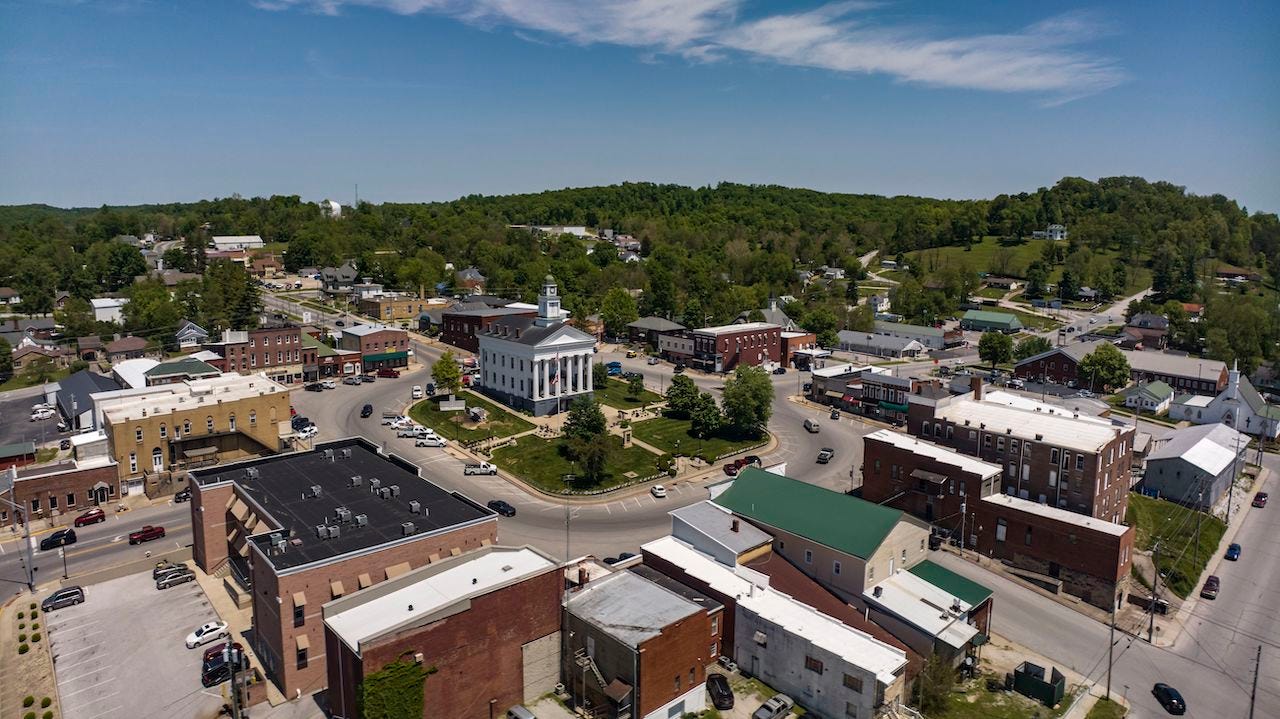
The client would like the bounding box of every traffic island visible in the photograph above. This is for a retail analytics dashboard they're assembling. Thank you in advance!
[490,435,664,495]
[408,393,535,445]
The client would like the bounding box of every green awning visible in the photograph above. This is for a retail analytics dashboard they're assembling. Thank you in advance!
[972,633,989,646]
[879,400,909,413]
[363,351,408,362]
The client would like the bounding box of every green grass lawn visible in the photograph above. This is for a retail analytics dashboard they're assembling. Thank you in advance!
[908,236,1151,294]
[1085,697,1127,719]
[490,435,661,493]
[593,378,665,410]
[939,675,1074,719]
[408,394,534,443]
[998,306,1063,331]
[975,286,1008,300]
[1126,493,1226,598]
[34,447,59,463]
[630,414,764,460]
[0,368,70,393]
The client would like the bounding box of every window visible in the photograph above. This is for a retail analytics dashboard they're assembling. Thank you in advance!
[710,643,718,659]
[1011,439,1019,453]
[1050,448,1059,464]
[250,411,256,427]
[296,647,308,669]
[49,495,58,510]
[66,493,75,507]
[1025,526,1033,545]
[833,560,841,575]
[129,452,137,474]
[229,414,236,431]
[159,423,167,439]
[844,674,864,693]
[711,615,718,635]
[997,437,1004,452]
[31,498,40,512]
[869,565,875,580]
[983,435,991,448]
[804,549,813,564]
[183,420,191,434]
[206,416,214,433]
[968,430,977,441]
[920,538,925,552]
[845,703,859,718]
[901,549,907,563]
[805,656,824,674]
[135,427,143,443]
[996,518,1007,542]
[922,422,931,436]
[1076,454,1085,470]
[674,675,681,692]
[294,603,305,627]
[945,425,954,439]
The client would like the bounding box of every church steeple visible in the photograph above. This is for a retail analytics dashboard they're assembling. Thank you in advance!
[535,275,564,327]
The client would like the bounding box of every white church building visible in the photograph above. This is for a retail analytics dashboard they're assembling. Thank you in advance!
[477,276,597,416]
[1168,361,1280,439]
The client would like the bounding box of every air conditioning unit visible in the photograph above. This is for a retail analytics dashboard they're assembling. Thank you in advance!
[354,514,368,526]
[335,507,352,523]
[389,485,400,497]
[329,525,341,538]
[273,538,287,553]
[245,467,261,479]
[316,524,330,539]
[269,532,283,544]
[379,487,392,500]
[349,475,363,487]
[401,522,416,536]
[408,500,421,514]
[323,449,335,462]
[369,478,382,491]
[340,448,352,458]
[310,484,322,498]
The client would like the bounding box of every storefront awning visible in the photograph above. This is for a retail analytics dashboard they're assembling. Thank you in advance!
[824,390,843,399]
[363,351,408,363]
[295,634,310,651]
[183,446,218,459]
[879,400,910,413]
[841,395,860,404]
[910,468,948,484]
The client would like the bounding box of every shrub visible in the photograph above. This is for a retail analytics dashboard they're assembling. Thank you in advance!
[32,622,39,631]
[18,643,29,654]
[41,697,51,708]
[18,633,27,642]
[43,712,53,719]
[19,622,26,630]
[24,712,35,719]
[28,602,36,610]
[17,611,25,619]
[31,609,38,618]
[32,632,41,642]
[23,696,34,707]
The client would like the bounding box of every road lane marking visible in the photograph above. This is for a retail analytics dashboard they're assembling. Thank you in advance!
[61,677,116,698]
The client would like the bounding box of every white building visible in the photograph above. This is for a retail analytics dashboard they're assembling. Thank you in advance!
[1168,362,1280,439]
[1033,224,1069,241]
[90,297,129,324]
[319,199,342,218]
[211,235,264,251]
[477,276,597,416]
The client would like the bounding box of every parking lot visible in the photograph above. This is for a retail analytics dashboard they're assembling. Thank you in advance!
[44,569,229,719]
[0,393,63,447]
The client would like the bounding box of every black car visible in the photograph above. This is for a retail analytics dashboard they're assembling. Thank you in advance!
[617,552,637,561]
[706,673,734,710]
[673,364,686,373]
[487,500,517,517]
[41,586,84,612]
[1152,683,1186,715]
[174,488,191,503]
[201,656,233,688]
[39,528,77,551]
[291,416,311,429]
[360,404,374,418]
[304,383,323,392]
[335,320,345,327]
[60,439,72,450]
[772,366,786,375]
[360,374,376,382]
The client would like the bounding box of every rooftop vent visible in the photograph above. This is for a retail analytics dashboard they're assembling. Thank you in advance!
[354,514,368,527]
[310,484,322,498]
[273,537,287,553]
[873,586,883,598]
[1035,433,1044,441]
[245,467,261,480]
[316,524,331,539]
[324,449,335,462]
[335,507,352,523]
[340,448,352,459]
[379,487,392,499]
[349,475,363,487]
[389,485,400,497]
[401,521,416,536]
[269,532,282,544]
[501,565,513,572]
[369,478,382,491]
[329,524,341,539]
[408,500,421,514]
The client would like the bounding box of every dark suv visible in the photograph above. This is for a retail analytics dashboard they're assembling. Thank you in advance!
[361,404,374,418]
[41,586,84,612]
[39,528,77,551]
[706,673,734,710]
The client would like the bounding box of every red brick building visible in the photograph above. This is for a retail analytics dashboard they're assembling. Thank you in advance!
[1012,343,1098,386]
[190,438,498,698]
[337,324,412,370]
[440,306,536,353]
[324,546,563,719]
[1,459,120,525]
[0,442,37,472]
[689,322,782,373]
[202,325,304,384]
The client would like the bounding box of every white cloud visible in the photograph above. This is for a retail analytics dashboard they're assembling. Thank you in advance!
[256,0,1127,101]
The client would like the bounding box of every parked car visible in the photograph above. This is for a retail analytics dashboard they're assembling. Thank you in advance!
[1225,543,1241,560]
[359,374,376,382]
[153,560,183,579]
[335,320,345,326]
[321,379,337,389]
[426,383,436,395]
[343,376,362,386]
[360,403,374,418]
[1008,378,1025,389]
[30,409,54,421]
[59,439,71,450]
[673,364,686,373]
[201,657,233,688]
[1253,492,1268,508]
[128,525,166,545]
[397,425,424,438]
[377,367,400,378]
[31,402,53,411]
[829,409,840,420]
[203,641,245,664]
[186,621,230,649]
[743,455,762,466]
[41,586,84,612]
[415,436,446,448]
[411,385,424,399]
[291,415,311,429]
[772,367,787,375]
[650,484,668,498]
[73,507,106,527]
[816,447,835,464]
[40,528,77,551]
[157,568,196,590]
[1152,683,1186,715]
[304,383,324,392]
[1076,389,1095,398]
[297,425,319,440]
[803,418,820,433]
[1200,575,1220,600]
[723,463,740,477]
[706,673,734,710]
[752,693,794,719]
[464,462,498,476]
[174,488,191,503]
[646,356,660,365]
[487,500,517,517]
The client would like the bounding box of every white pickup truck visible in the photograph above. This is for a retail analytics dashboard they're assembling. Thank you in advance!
[464,462,498,476]
[396,425,425,438]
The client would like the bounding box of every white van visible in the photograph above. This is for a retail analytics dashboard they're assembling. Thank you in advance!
[803,418,820,433]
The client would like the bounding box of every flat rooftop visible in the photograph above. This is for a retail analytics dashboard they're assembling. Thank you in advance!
[325,545,556,655]
[863,571,978,650]
[695,321,779,335]
[865,430,1001,478]
[98,373,289,423]
[981,494,1130,537]
[936,396,1126,452]
[192,438,492,572]
[670,500,772,556]
[565,570,701,648]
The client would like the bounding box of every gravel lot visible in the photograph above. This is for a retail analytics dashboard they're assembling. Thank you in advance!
[44,570,228,719]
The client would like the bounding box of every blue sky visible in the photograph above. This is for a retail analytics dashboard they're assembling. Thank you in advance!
[1,0,1277,211]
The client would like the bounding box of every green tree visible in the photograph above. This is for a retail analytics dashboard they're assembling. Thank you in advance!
[431,351,462,395]
[395,257,440,299]
[666,374,699,418]
[592,362,609,390]
[0,337,12,377]
[721,365,773,437]
[689,392,722,440]
[1078,342,1131,391]
[977,331,1013,369]
[21,356,58,384]
[14,258,55,316]
[563,396,607,443]
[55,298,99,338]
[1025,261,1049,298]
[599,287,639,339]
[802,307,840,348]
[1014,335,1052,361]
[569,433,612,485]
[1058,268,1080,300]
[123,279,180,346]
[913,654,956,714]
[626,373,645,400]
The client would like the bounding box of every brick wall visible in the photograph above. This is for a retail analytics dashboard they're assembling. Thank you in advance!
[636,605,714,716]
[1013,351,1082,385]
[641,553,737,659]
[861,435,998,533]
[6,463,119,522]
[191,481,234,572]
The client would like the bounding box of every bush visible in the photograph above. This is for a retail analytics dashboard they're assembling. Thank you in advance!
[23,696,34,707]
[18,643,29,654]
[41,697,51,708]
[17,611,24,619]
[28,602,35,610]
[43,712,53,719]
[32,632,41,642]
[19,622,26,630]
[32,622,39,631]
[24,712,35,719]
[30,609,38,618]
[18,633,27,642]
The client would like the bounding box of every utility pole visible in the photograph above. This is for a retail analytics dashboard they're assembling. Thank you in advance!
[1249,644,1261,719]
[1106,593,1116,700]
[225,643,244,719]
[1228,406,1242,527]
[959,500,967,557]
[1148,541,1161,643]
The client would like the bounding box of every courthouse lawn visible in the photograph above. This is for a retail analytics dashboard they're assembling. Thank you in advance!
[491,435,660,493]
[594,378,664,410]
[409,394,534,443]
[631,415,764,460]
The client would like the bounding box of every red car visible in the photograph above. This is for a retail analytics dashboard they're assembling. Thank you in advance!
[129,525,166,545]
[723,463,740,477]
[1253,492,1269,508]
[73,507,106,527]
[376,367,400,378]
[203,641,245,664]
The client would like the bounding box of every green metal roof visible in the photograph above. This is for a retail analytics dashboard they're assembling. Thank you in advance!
[300,332,337,357]
[713,466,904,560]
[962,310,1022,328]
[1127,380,1173,402]
[907,560,993,607]
[0,441,36,459]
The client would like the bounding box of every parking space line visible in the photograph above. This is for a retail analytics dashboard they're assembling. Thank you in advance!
[83,705,121,719]
[53,643,101,657]
[604,503,611,515]
[62,677,116,698]
[633,497,643,509]
[65,692,119,715]
[60,668,109,684]
[56,654,105,672]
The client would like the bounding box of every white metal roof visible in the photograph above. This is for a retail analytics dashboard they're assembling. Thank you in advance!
[981,494,1130,536]
[642,536,907,685]
[862,571,978,650]
[326,547,555,654]
[1172,394,1213,408]
[812,363,878,378]
[89,297,128,309]
[1147,423,1247,476]
[340,324,395,337]
[936,397,1125,452]
[111,358,159,389]
[864,430,1001,478]
[696,321,779,335]
[981,391,1113,427]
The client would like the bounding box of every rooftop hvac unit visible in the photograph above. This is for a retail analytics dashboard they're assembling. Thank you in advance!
[316,524,331,539]
[273,537,287,553]
[245,467,261,479]
[335,507,352,523]
[401,522,416,536]
[323,449,335,462]
[269,532,283,544]
[310,485,322,498]
[329,525,341,538]
[369,478,382,490]
[379,487,392,500]
[350,475,363,487]
[389,485,400,497]
[354,514,368,527]
[340,448,352,459]
[408,500,421,514]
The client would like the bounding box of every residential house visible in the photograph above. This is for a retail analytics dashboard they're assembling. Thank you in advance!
[1167,362,1280,438]
[250,256,283,277]
[984,277,1021,291]
[1122,381,1173,414]
[54,291,71,309]
[734,298,799,331]
[76,336,104,362]
[1124,313,1169,350]
[456,266,487,293]
[1032,224,1068,240]
[0,287,20,306]
[1013,341,1109,386]
[12,344,70,371]
[321,262,360,296]
[867,294,891,314]
[627,316,685,346]
[175,320,210,349]
[1143,424,1249,510]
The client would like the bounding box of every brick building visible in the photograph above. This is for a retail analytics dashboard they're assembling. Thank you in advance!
[300,334,361,381]
[324,546,562,719]
[1012,342,1103,386]
[688,322,781,373]
[780,331,817,366]
[440,306,537,353]
[0,433,119,524]
[1121,350,1228,396]
[189,438,498,699]
[338,324,411,371]
[202,325,305,384]
[357,295,447,323]
[908,382,1134,524]
[861,429,1002,526]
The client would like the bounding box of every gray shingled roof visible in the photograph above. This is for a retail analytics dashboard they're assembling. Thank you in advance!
[628,316,685,332]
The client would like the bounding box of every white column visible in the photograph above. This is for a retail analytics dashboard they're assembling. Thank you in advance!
[572,354,581,393]
[587,356,593,394]
[541,358,548,398]
[581,352,589,391]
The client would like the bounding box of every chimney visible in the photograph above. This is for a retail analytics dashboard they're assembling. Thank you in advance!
[577,565,589,587]
[731,519,740,533]
[970,376,983,400]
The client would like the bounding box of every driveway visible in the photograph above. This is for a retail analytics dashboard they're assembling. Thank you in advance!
[44,570,228,719]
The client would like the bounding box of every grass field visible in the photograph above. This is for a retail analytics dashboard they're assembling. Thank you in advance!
[491,434,661,493]
[0,368,70,393]
[1085,697,1127,719]
[630,414,764,460]
[975,286,1008,300]
[1126,493,1226,598]
[908,236,1151,293]
[593,378,665,410]
[998,306,1063,331]
[408,394,534,443]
